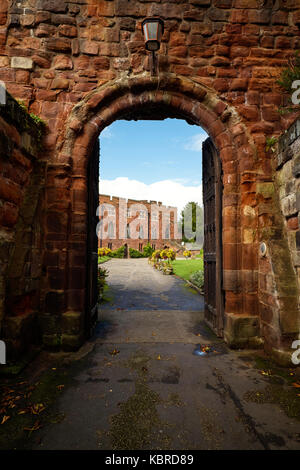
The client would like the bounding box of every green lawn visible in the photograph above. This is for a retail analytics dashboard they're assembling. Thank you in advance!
[171,258,203,281]
[98,256,111,264]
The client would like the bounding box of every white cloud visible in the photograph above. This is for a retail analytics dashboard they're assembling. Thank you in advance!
[99,177,202,215]
[184,132,208,151]
[101,127,113,139]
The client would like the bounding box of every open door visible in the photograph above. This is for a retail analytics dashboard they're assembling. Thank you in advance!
[202,137,224,337]
[85,139,100,337]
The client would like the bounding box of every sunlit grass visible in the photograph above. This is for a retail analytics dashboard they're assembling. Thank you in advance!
[171,257,203,281]
[98,256,111,264]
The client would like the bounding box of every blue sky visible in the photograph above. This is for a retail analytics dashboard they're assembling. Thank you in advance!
[99,119,208,212]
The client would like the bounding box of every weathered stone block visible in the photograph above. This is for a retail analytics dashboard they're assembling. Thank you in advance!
[44,38,71,52]
[39,313,61,335]
[61,311,84,335]
[11,57,33,70]
[256,182,274,199]
[42,333,62,348]
[224,312,262,348]
[279,297,299,334]
[36,0,67,13]
[61,333,85,351]
[3,311,37,340]
[80,40,99,56]
[281,194,297,217]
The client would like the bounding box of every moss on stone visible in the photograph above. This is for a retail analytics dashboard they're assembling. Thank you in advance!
[0,93,46,152]
[243,354,300,420]
[244,384,300,420]
[107,349,171,450]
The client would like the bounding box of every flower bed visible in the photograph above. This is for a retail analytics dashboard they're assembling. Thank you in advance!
[149,248,176,275]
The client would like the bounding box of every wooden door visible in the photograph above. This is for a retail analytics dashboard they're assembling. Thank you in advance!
[202,137,224,337]
[85,139,99,337]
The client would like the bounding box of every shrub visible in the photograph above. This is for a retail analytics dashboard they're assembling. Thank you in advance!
[151,249,161,261]
[129,247,145,258]
[166,248,176,261]
[110,246,126,258]
[190,270,204,289]
[162,262,174,275]
[98,247,112,257]
[97,266,109,301]
[183,250,192,258]
[160,248,176,260]
[143,243,154,257]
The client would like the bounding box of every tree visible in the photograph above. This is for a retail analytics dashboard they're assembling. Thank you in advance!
[180,201,203,244]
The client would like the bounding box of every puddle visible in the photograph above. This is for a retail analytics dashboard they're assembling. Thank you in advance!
[193,344,225,357]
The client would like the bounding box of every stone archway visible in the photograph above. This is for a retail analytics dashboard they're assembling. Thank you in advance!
[41,73,261,352]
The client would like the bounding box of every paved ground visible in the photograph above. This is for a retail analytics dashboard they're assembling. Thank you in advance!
[29,259,300,450]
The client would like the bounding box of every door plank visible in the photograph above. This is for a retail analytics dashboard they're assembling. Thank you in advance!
[202,138,224,337]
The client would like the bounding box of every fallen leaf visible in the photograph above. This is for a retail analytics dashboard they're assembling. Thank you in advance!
[1,416,10,425]
[18,410,28,415]
[292,382,300,388]
[157,355,161,360]
[31,403,46,415]
[24,421,41,433]
[261,370,271,376]
[109,349,120,356]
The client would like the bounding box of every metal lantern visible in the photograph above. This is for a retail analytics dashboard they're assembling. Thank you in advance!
[142,17,164,52]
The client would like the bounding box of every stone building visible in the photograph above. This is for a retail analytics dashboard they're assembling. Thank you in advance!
[0,0,299,364]
[98,194,180,252]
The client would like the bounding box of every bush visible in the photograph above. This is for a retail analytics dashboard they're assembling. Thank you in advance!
[97,266,109,301]
[190,270,204,289]
[129,248,145,258]
[110,246,126,258]
[151,249,161,261]
[183,250,192,258]
[160,248,176,261]
[143,243,154,257]
[98,247,112,256]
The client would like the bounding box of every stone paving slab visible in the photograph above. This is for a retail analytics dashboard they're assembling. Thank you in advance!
[30,259,300,450]
[34,342,300,450]
[100,259,204,311]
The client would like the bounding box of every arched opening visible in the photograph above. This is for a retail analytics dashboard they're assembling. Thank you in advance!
[95,117,224,339]
[44,74,258,351]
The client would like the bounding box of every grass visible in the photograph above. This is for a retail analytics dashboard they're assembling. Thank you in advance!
[98,256,111,264]
[171,258,203,281]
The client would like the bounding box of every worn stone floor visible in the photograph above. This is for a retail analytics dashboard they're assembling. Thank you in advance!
[2,259,300,450]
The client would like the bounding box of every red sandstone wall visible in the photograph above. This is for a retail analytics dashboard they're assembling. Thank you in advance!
[0,93,45,357]
[0,0,297,146]
[0,0,299,359]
